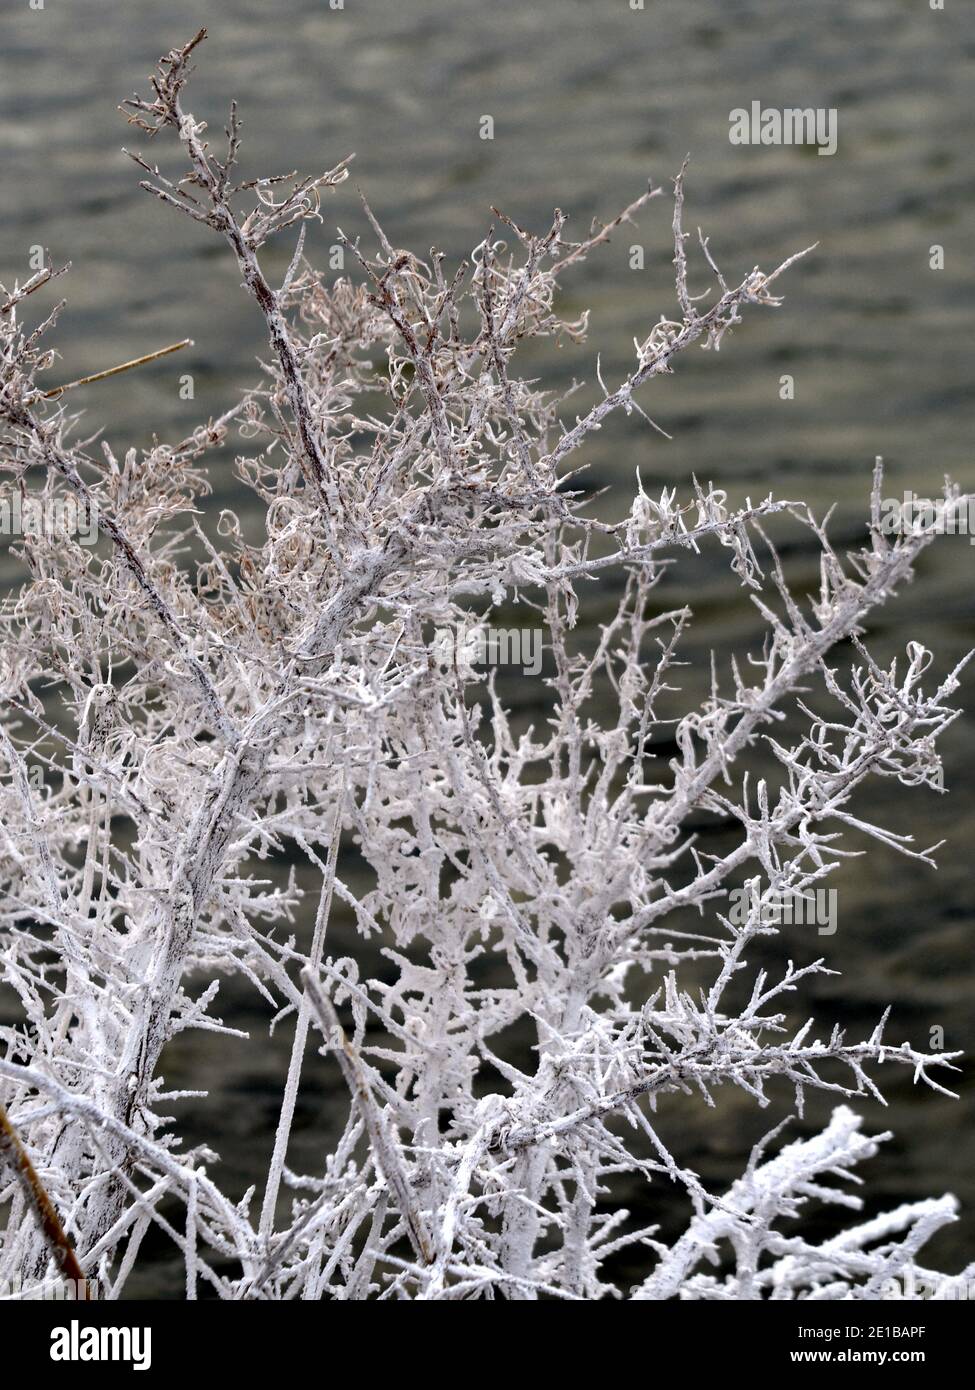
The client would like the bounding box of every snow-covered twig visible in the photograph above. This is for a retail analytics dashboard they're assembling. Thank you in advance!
[0,31,968,1300]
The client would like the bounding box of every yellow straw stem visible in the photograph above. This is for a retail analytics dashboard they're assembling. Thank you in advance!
[42,339,193,399]
[0,1100,93,1296]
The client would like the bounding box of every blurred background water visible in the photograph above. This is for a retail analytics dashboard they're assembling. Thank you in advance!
[1,0,973,1295]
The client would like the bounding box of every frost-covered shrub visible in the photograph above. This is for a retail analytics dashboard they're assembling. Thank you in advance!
[0,31,971,1299]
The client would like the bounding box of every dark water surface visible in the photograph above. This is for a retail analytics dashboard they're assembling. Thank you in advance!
[1,0,973,1295]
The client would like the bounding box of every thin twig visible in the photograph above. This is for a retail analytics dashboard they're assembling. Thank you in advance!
[302,970,434,1266]
[40,339,193,399]
[0,1101,93,1296]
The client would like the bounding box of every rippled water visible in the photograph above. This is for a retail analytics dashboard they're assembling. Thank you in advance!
[1,0,973,1294]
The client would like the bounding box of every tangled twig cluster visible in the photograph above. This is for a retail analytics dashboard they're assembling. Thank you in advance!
[0,32,970,1300]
